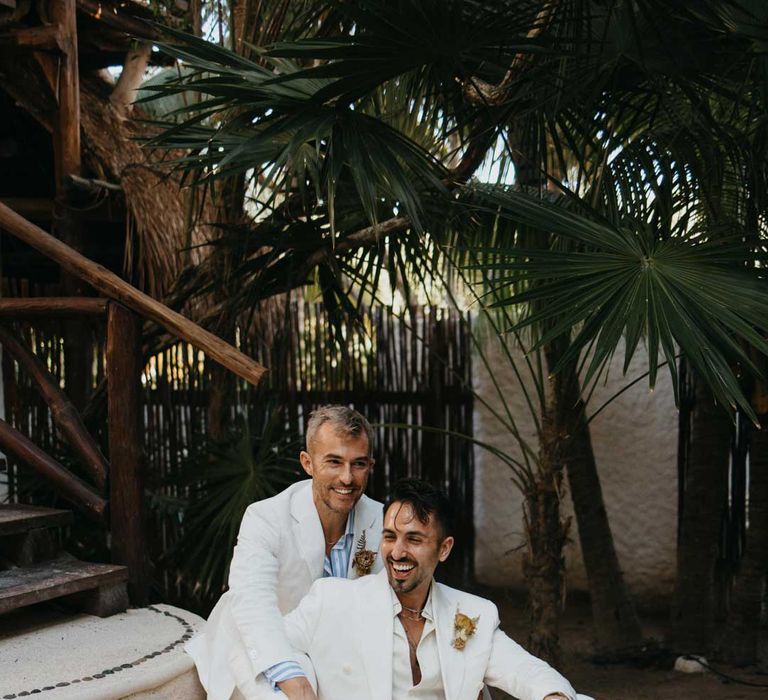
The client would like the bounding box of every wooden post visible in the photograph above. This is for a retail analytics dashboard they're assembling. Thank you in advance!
[107,302,148,605]
[47,0,91,412]
[48,0,80,189]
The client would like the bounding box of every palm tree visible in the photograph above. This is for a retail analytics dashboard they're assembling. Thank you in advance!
[142,0,768,662]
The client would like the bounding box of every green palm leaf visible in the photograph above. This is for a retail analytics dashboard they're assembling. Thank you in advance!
[462,185,768,419]
[163,410,301,604]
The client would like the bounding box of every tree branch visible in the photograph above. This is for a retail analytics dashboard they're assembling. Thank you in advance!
[110,41,152,119]
[462,1,556,106]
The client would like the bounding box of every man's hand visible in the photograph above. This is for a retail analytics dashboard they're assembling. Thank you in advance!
[277,676,318,700]
[544,695,570,699]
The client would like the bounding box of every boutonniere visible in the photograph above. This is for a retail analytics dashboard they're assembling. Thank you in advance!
[452,608,479,650]
[352,531,377,576]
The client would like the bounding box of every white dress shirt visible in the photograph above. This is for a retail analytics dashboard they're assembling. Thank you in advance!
[392,586,444,699]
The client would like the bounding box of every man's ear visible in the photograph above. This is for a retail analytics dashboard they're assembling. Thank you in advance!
[438,536,455,562]
[299,450,313,476]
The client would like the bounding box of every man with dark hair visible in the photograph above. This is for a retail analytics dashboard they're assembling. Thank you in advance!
[253,478,592,700]
[187,406,383,700]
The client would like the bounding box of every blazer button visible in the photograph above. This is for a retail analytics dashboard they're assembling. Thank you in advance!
[342,664,353,675]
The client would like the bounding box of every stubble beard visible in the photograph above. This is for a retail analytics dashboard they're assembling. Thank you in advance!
[388,564,421,594]
[321,489,358,516]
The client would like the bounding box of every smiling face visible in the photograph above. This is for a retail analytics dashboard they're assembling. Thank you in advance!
[381,501,454,602]
[300,422,373,519]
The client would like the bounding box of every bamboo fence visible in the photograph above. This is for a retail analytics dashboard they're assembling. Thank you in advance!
[1,299,476,596]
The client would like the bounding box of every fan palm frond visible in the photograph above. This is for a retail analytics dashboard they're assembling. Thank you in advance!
[461,184,768,419]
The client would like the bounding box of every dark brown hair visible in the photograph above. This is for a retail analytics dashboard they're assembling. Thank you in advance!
[384,478,454,539]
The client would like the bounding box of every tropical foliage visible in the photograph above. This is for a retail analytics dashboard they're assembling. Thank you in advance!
[156,409,300,608]
[144,0,768,418]
[141,0,768,661]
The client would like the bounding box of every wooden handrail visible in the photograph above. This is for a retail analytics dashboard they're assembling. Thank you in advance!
[0,201,268,386]
[0,419,107,521]
[0,297,108,318]
[0,325,108,491]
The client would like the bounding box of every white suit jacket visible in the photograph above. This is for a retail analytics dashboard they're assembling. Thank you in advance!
[280,570,587,700]
[186,479,384,700]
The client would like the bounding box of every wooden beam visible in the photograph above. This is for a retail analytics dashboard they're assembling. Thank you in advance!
[0,25,65,51]
[106,302,147,604]
[0,298,108,318]
[0,419,107,521]
[77,0,161,41]
[0,202,268,385]
[0,325,108,491]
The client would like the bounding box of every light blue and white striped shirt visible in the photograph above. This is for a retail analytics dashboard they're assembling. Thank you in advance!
[263,509,357,689]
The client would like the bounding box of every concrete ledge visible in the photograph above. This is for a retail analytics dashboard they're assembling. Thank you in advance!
[0,603,206,699]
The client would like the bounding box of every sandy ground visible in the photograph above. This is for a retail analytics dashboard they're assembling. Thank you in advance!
[486,591,768,700]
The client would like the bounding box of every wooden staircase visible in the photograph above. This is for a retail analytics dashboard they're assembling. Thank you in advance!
[0,504,128,617]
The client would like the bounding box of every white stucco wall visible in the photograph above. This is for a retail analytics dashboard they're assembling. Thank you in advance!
[473,336,678,604]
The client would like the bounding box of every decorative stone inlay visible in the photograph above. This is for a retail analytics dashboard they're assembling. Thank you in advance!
[2,606,194,699]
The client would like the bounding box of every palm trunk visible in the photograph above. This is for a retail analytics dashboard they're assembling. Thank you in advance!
[671,370,731,653]
[718,386,768,666]
[565,389,645,656]
[524,409,567,667]
[541,337,644,657]
[522,335,576,667]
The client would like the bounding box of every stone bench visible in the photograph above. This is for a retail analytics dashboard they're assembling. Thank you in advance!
[0,603,205,699]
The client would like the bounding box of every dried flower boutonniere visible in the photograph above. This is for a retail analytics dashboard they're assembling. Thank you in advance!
[452,608,479,650]
[352,531,377,577]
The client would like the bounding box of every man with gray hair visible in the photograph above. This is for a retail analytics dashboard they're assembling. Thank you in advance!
[187,405,384,700]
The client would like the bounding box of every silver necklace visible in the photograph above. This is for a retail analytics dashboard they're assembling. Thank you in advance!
[402,603,424,614]
[400,605,424,620]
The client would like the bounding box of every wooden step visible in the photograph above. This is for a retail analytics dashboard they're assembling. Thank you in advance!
[0,556,128,616]
[0,504,73,537]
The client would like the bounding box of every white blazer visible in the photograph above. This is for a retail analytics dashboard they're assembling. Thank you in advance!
[280,570,587,700]
[186,479,384,700]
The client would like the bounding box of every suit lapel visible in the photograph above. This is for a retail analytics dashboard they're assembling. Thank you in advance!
[356,570,394,700]
[347,495,381,579]
[290,480,325,580]
[433,582,466,700]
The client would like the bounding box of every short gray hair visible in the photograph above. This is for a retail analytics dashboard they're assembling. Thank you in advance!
[305,405,374,456]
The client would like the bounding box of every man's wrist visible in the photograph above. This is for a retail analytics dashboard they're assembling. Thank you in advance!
[276,676,316,699]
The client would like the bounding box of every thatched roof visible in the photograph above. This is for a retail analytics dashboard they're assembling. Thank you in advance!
[79,74,211,298]
[0,0,211,300]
